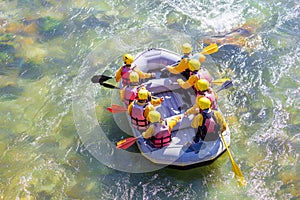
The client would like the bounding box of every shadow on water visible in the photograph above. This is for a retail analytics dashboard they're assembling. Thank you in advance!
[93,150,231,199]
[0,0,299,199]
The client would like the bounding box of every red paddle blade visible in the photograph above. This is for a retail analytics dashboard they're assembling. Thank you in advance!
[116,137,138,149]
[106,107,127,113]
[106,105,127,113]
[111,104,126,109]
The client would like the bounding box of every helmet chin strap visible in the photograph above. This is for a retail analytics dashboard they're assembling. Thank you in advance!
[202,108,211,113]
[138,99,147,103]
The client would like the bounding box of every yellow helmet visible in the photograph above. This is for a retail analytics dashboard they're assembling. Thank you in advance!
[129,72,139,83]
[188,59,201,71]
[195,79,209,91]
[197,97,211,110]
[199,53,206,63]
[148,110,161,123]
[123,54,134,65]
[182,43,192,54]
[138,89,149,100]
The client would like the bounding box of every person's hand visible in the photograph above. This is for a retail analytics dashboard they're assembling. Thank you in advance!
[184,112,189,117]
[160,68,169,77]
[138,84,145,88]
[160,97,164,103]
[166,65,172,72]
[177,79,184,85]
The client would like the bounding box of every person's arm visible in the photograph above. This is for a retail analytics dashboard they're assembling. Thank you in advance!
[135,68,154,79]
[185,96,203,115]
[115,66,123,82]
[191,114,203,128]
[185,104,199,116]
[142,125,155,139]
[127,102,133,115]
[211,88,218,101]
[150,96,164,106]
[166,58,189,74]
[119,87,125,102]
[144,104,155,120]
[177,75,198,89]
[214,111,227,132]
[167,116,181,131]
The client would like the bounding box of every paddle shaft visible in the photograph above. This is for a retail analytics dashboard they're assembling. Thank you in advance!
[117,135,143,149]
[220,133,246,186]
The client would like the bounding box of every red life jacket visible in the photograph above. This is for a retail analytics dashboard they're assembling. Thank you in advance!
[121,65,132,86]
[205,92,217,110]
[150,121,171,148]
[190,68,212,94]
[196,91,218,110]
[194,68,212,83]
[124,86,138,106]
[197,111,221,141]
[204,115,216,133]
[130,101,149,130]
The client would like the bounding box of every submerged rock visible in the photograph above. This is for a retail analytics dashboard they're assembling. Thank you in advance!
[0,50,15,66]
[202,21,263,51]
[0,68,18,87]
[82,15,110,29]
[0,85,23,101]
[14,36,47,64]
[0,33,15,43]
[36,16,64,38]
[0,33,17,66]
[1,20,38,36]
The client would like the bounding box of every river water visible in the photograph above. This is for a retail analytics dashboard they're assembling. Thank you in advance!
[0,0,299,199]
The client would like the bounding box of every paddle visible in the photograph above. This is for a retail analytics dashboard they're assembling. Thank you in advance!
[220,133,247,186]
[211,78,231,85]
[91,74,113,83]
[106,104,127,113]
[117,136,140,149]
[200,43,218,55]
[161,43,219,70]
[216,80,233,92]
[100,82,120,89]
[91,75,120,89]
[107,80,233,114]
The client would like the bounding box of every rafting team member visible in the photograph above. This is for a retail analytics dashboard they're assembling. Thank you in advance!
[176,59,212,93]
[115,53,155,87]
[128,89,164,131]
[166,43,207,80]
[166,43,193,80]
[120,72,146,107]
[142,110,181,148]
[191,97,227,143]
[184,79,218,115]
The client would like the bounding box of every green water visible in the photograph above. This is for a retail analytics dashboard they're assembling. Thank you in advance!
[0,0,299,199]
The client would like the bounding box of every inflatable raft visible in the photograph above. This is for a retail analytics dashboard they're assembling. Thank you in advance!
[123,48,231,168]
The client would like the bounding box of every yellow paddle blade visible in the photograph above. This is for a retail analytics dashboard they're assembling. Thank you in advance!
[211,78,231,85]
[232,162,247,186]
[117,139,127,146]
[220,134,247,187]
[201,43,218,55]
